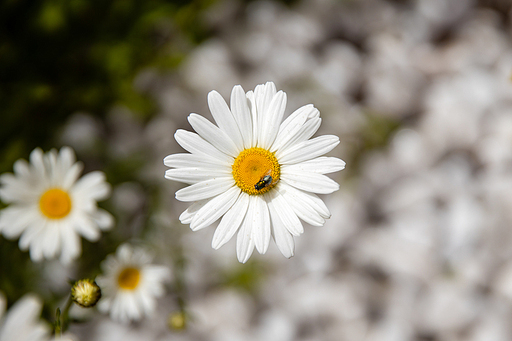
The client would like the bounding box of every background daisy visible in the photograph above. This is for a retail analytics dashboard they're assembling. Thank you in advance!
[96,244,171,324]
[0,147,113,263]
[0,293,50,341]
[164,81,345,263]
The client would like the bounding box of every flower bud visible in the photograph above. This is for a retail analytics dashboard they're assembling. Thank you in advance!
[71,279,101,308]
[168,311,187,330]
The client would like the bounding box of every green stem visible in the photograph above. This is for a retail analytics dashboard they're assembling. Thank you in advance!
[59,296,73,334]
[54,308,62,337]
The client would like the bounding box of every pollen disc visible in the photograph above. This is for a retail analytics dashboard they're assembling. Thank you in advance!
[117,267,141,290]
[39,188,72,219]
[232,147,280,195]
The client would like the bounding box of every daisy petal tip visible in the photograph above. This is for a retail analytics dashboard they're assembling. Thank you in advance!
[238,254,250,264]
[208,89,220,97]
[211,238,224,250]
[237,245,254,264]
[174,129,188,141]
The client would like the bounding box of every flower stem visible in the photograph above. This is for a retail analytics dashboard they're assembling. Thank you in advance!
[55,296,73,335]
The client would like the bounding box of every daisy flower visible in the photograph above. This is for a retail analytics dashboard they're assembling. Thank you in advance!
[0,147,113,264]
[164,81,345,263]
[0,293,50,341]
[96,244,171,324]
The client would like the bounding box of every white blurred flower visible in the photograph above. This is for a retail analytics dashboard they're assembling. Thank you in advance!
[0,293,50,341]
[97,244,171,324]
[53,333,79,341]
[0,147,113,263]
[164,81,345,263]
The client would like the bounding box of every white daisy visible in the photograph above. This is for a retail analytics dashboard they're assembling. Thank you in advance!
[164,81,345,263]
[0,293,50,341]
[0,147,113,264]
[96,244,171,324]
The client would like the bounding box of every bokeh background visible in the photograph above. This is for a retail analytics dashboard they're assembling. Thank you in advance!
[2,0,512,340]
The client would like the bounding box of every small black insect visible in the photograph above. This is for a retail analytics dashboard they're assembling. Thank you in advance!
[254,170,277,190]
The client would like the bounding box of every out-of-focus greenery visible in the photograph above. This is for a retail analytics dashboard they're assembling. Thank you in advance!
[344,112,401,179]
[0,0,216,312]
[0,0,215,173]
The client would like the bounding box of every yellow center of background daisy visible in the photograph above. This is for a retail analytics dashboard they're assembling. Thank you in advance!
[39,188,72,219]
[117,267,141,290]
[232,147,280,195]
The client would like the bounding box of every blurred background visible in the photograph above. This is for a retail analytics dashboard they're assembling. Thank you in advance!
[2,0,512,340]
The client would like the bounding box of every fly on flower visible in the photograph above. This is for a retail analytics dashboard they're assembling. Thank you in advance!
[164,82,345,263]
[254,170,277,191]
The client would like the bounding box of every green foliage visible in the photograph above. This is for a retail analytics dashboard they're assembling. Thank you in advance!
[0,0,214,172]
[220,260,267,294]
[344,111,401,178]
[0,238,42,303]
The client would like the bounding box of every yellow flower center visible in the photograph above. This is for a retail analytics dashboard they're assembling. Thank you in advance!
[117,267,141,290]
[39,188,72,219]
[232,147,280,195]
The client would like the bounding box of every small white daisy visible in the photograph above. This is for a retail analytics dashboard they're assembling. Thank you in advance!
[0,147,113,264]
[0,293,50,341]
[164,81,345,263]
[96,244,171,324]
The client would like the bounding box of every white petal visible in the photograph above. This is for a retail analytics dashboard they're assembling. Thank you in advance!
[0,206,37,239]
[207,90,244,151]
[175,178,234,202]
[266,187,303,236]
[246,90,259,146]
[236,213,256,264]
[165,167,231,185]
[61,225,81,264]
[281,170,339,194]
[258,91,287,150]
[188,113,239,157]
[46,149,59,185]
[19,222,46,250]
[0,294,49,341]
[13,158,30,178]
[255,82,277,126]
[164,153,230,170]
[61,163,83,190]
[179,199,209,224]
[212,192,250,249]
[91,208,114,230]
[250,195,271,254]
[230,85,253,149]
[277,117,321,154]
[59,146,76,168]
[286,196,325,227]
[271,104,318,152]
[254,83,277,147]
[28,234,45,262]
[174,129,233,165]
[73,214,101,241]
[29,148,45,175]
[72,171,111,201]
[0,173,40,204]
[283,157,346,174]
[266,196,295,258]
[277,183,331,219]
[277,135,340,165]
[190,186,240,231]
[41,221,60,259]
[54,147,77,187]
